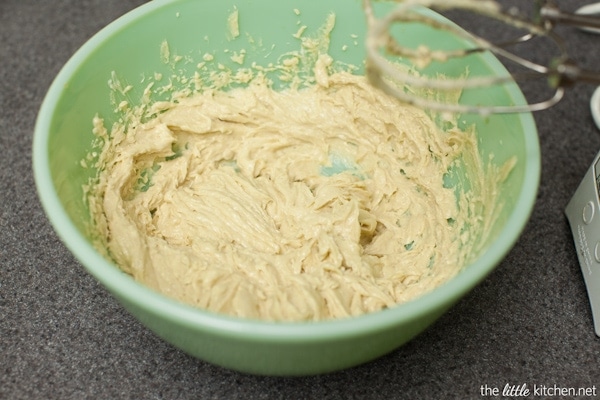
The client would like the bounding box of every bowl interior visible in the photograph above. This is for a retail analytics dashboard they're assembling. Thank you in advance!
[34,0,540,370]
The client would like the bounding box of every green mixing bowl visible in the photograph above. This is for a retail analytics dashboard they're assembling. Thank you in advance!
[33,0,540,375]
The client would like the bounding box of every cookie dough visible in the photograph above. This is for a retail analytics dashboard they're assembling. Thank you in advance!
[88,66,486,321]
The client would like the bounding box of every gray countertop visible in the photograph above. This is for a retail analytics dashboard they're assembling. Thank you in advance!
[2,0,600,399]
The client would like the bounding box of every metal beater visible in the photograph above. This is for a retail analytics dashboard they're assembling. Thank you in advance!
[364,0,600,115]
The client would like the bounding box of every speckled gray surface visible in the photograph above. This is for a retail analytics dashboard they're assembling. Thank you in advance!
[2,1,600,399]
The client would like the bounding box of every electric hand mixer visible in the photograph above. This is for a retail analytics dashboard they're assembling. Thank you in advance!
[365,0,600,334]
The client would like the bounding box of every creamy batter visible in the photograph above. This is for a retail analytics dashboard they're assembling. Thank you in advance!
[83,8,513,321]
[87,66,491,321]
